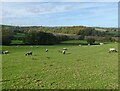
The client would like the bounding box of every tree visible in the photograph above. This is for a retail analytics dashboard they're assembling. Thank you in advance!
[87,38,95,45]
[23,30,59,45]
[77,35,84,40]
[2,27,14,45]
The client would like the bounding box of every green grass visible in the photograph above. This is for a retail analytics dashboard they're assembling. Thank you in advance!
[11,40,24,45]
[61,40,100,45]
[2,43,118,89]
[61,40,87,44]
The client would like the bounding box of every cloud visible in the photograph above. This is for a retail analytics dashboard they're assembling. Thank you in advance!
[3,2,117,18]
[26,3,70,14]
[2,3,83,17]
[2,2,118,27]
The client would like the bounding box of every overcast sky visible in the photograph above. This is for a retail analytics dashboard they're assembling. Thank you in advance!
[1,2,118,27]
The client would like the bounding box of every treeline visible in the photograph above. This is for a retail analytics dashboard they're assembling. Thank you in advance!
[1,25,118,36]
[1,25,118,45]
[23,30,68,45]
[1,26,14,45]
[1,27,69,45]
[1,25,107,35]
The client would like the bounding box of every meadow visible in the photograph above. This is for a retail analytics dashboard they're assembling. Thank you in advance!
[1,42,118,89]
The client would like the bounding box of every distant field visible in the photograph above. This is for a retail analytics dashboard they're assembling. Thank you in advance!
[11,40,24,45]
[10,40,98,45]
[60,40,100,45]
[61,40,87,44]
[2,43,118,89]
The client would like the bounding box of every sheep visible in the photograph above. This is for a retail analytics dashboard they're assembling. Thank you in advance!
[79,44,82,46]
[109,48,117,53]
[62,50,66,54]
[46,49,48,52]
[25,51,32,56]
[100,43,104,45]
[2,51,9,54]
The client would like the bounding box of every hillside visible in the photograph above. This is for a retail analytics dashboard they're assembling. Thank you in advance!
[1,25,119,45]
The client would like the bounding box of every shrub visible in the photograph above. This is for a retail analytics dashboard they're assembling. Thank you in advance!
[87,38,95,45]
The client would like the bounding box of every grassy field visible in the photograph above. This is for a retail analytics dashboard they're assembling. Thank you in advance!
[1,43,118,89]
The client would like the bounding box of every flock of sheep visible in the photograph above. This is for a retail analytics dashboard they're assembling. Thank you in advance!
[24,47,117,56]
[1,43,118,55]
[1,47,68,56]
[24,48,68,56]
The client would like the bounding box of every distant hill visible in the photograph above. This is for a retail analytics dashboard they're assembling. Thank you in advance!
[95,27,118,32]
[1,24,118,35]
[1,24,119,45]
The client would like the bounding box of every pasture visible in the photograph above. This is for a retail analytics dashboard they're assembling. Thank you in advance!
[1,43,118,89]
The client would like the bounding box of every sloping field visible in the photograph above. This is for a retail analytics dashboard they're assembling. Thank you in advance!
[2,43,118,89]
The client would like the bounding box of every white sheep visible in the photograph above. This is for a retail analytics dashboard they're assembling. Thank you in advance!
[46,49,48,52]
[3,51,9,54]
[100,43,104,45]
[25,51,32,56]
[62,50,66,54]
[109,48,117,53]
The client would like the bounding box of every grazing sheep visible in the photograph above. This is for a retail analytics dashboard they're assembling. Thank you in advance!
[3,51,9,54]
[109,48,117,53]
[25,51,32,56]
[62,50,66,54]
[88,44,90,46]
[46,49,48,52]
[100,43,104,45]
[79,44,82,46]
